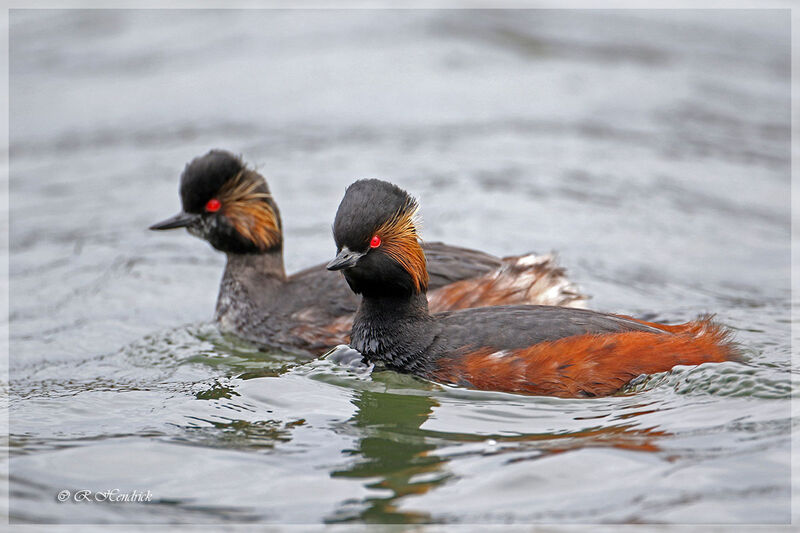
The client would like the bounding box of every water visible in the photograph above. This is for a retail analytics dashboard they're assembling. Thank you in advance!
[7,9,794,524]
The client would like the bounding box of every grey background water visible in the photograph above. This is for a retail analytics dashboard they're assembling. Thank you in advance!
[7,8,793,524]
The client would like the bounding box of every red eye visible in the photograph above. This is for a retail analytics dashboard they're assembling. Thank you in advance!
[370,235,381,248]
[205,198,221,212]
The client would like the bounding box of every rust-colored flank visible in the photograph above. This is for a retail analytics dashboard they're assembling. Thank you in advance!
[432,317,736,398]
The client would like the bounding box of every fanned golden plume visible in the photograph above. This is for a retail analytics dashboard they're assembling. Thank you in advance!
[376,198,428,292]
[218,169,281,250]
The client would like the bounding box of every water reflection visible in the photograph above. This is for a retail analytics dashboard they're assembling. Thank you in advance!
[327,385,673,523]
[330,390,443,523]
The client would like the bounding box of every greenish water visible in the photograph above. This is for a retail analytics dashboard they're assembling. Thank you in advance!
[8,8,794,525]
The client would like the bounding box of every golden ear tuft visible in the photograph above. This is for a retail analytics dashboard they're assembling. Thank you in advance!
[217,169,273,204]
[376,200,428,292]
[218,170,281,250]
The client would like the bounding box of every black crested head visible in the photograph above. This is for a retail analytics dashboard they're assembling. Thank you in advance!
[328,179,428,296]
[332,179,413,250]
[150,149,283,255]
[179,150,246,214]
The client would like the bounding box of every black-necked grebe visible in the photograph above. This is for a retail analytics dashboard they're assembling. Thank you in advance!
[327,179,738,397]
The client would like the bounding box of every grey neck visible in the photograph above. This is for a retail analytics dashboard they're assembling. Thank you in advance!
[215,250,287,328]
[223,251,287,281]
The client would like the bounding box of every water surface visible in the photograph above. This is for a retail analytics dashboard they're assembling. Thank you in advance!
[8,9,793,524]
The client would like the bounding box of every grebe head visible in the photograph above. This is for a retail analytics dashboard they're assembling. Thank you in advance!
[149,150,282,254]
[327,179,428,296]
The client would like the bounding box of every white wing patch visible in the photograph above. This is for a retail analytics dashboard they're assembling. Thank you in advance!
[489,350,512,360]
[501,253,587,308]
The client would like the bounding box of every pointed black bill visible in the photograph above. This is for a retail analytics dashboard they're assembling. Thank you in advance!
[326,247,365,271]
[149,212,200,231]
